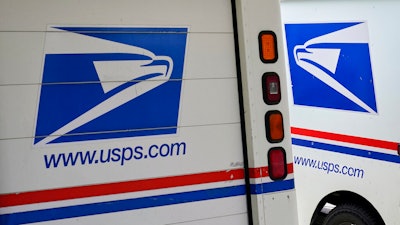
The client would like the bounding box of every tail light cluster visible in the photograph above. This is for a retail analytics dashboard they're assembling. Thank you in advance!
[259,31,287,180]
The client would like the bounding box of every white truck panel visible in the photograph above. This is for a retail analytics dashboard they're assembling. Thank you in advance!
[236,0,298,225]
[0,0,233,33]
[281,1,400,224]
[0,1,249,225]
[1,1,298,225]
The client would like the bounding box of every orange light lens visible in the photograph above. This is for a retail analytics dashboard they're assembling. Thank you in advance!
[259,31,278,63]
[265,111,284,143]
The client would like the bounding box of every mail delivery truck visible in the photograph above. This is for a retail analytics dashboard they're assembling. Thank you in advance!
[0,0,298,225]
[281,0,400,224]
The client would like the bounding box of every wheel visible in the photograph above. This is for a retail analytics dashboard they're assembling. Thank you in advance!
[322,203,377,225]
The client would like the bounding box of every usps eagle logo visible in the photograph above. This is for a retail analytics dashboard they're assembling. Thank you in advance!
[34,27,188,145]
[285,22,377,113]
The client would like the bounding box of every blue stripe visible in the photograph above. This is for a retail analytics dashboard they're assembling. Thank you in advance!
[292,138,400,164]
[250,179,295,194]
[0,185,245,225]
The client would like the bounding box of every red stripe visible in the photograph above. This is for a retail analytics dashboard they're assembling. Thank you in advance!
[0,169,244,208]
[248,166,268,178]
[248,163,293,178]
[287,163,294,174]
[291,127,398,151]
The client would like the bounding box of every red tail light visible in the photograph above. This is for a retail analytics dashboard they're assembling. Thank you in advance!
[262,72,281,105]
[268,147,287,180]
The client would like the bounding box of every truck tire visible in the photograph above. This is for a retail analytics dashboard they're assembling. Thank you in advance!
[322,203,377,225]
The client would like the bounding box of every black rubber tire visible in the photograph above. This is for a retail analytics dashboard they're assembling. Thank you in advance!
[322,203,377,225]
